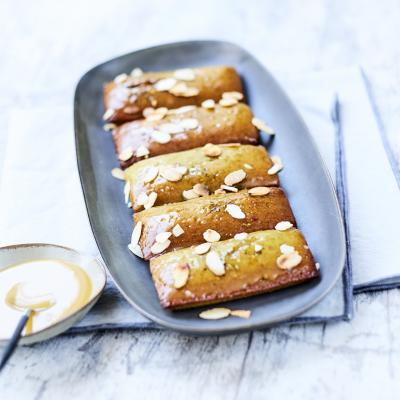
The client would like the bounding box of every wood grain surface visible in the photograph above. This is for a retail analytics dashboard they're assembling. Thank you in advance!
[1,0,400,399]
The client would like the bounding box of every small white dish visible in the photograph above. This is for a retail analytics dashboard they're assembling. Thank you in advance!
[0,243,106,345]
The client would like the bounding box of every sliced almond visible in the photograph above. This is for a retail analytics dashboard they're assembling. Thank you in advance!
[201,99,215,109]
[193,183,209,197]
[151,130,171,144]
[114,73,128,84]
[203,229,220,243]
[248,187,271,197]
[219,97,238,107]
[221,185,238,192]
[124,181,130,204]
[144,192,157,209]
[255,244,263,252]
[199,308,230,320]
[169,82,188,96]
[316,263,320,271]
[137,192,149,206]
[159,166,182,182]
[181,87,200,97]
[123,106,140,115]
[136,145,150,157]
[222,91,244,100]
[268,163,282,175]
[143,107,155,118]
[271,155,282,166]
[275,221,293,231]
[179,118,199,129]
[128,202,132,208]
[183,189,199,200]
[205,251,225,275]
[143,166,159,183]
[244,164,252,169]
[280,244,295,254]
[131,67,143,77]
[173,262,190,289]
[202,143,221,157]
[104,123,117,131]
[252,117,275,134]
[146,113,164,122]
[154,78,177,91]
[151,100,157,107]
[277,251,302,270]
[128,244,144,258]
[172,224,184,237]
[151,240,171,255]
[226,204,245,219]
[119,147,134,161]
[167,105,197,115]
[159,123,184,134]
[230,310,251,319]
[234,232,248,240]
[156,232,172,244]
[173,68,195,81]
[219,143,241,147]
[195,243,212,255]
[214,189,226,195]
[111,168,125,180]
[224,170,246,186]
[175,166,187,175]
[103,108,115,121]
[131,221,142,247]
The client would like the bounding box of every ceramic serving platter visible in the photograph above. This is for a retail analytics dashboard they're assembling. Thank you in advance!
[74,40,345,335]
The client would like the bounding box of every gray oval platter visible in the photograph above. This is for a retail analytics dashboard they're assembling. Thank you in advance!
[74,40,345,335]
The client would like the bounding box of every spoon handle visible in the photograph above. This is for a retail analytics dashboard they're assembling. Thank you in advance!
[0,308,32,373]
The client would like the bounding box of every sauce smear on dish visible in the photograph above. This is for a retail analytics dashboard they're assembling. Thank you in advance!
[0,259,92,339]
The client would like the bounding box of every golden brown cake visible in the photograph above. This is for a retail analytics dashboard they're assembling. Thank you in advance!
[112,103,258,169]
[125,144,279,212]
[150,229,319,310]
[133,188,296,260]
[104,66,244,123]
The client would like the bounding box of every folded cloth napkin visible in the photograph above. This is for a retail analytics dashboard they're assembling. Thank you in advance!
[0,66,397,332]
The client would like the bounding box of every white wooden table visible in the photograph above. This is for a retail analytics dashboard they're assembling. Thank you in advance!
[1,1,400,398]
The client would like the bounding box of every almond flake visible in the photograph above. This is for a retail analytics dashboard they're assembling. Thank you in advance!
[221,185,238,192]
[255,244,263,252]
[230,310,251,319]
[248,187,271,197]
[280,244,295,254]
[159,123,184,134]
[183,189,199,200]
[172,224,184,237]
[202,143,221,157]
[173,262,190,289]
[156,232,172,244]
[123,106,140,115]
[169,82,188,96]
[131,221,143,247]
[114,73,128,84]
[173,68,195,81]
[304,245,309,249]
[205,252,225,275]
[151,100,157,107]
[219,143,241,147]
[222,91,244,100]
[199,308,230,320]
[111,168,125,180]
[137,192,149,206]
[244,164,252,169]
[144,192,157,209]
[224,170,246,186]
[167,105,197,115]
[234,233,248,240]
[316,263,320,271]
[219,97,238,106]
[271,155,282,166]
[159,166,182,182]
[175,166,187,175]
[203,229,220,243]
[195,243,212,255]
[136,145,150,157]
[131,67,143,77]
[277,251,302,270]
[128,244,144,258]
[119,147,134,161]
[252,117,275,134]
[226,204,245,219]
[151,240,171,255]
[214,189,226,195]
[146,107,168,122]
[104,123,117,131]
[103,108,115,121]
[128,202,132,208]
[151,130,171,144]
[275,221,293,231]
[143,107,155,118]
[154,78,177,91]
[181,87,200,97]
[193,183,209,197]
[201,99,215,109]
[179,118,199,129]
[268,163,281,175]
[124,181,130,204]
[143,166,159,183]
